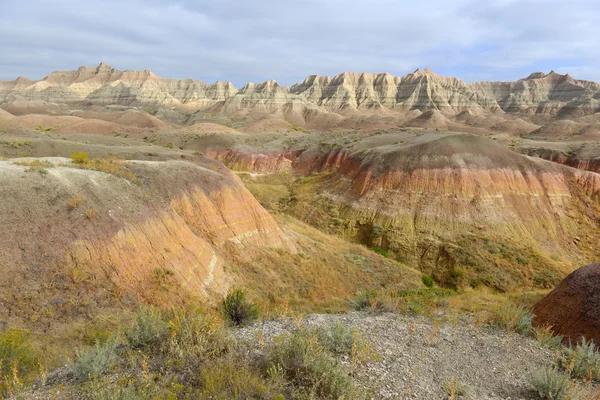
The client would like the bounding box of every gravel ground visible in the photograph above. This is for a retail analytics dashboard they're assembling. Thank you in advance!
[236,312,556,400]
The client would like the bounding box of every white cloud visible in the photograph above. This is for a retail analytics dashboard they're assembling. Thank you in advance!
[0,0,599,85]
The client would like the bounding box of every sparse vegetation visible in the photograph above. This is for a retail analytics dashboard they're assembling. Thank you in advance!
[490,302,533,335]
[66,157,138,182]
[221,288,259,327]
[529,366,572,400]
[557,338,600,381]
[86,208,97,219]
[534,326,563,349]
[268,329,364,399]
[70,152,90,164]
[443,376,466,399]
[72,335,120,379]
[124,307,169,349]
[68,195,83,209]
[0,328,39,396]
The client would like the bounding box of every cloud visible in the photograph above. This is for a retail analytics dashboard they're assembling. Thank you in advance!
[0,0,599,85]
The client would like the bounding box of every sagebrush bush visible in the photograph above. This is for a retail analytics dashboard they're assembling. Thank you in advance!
[72,335,120,379]
[491,303,533,335]
[268,330,363,399]
[557,338,600,381]
[165,308,230,366]
[70,152,90,164]
[199,356,282,399]
[221,289,259,327]
[529,366,571,400]
[124,307,169,349]
[315,323,355,356]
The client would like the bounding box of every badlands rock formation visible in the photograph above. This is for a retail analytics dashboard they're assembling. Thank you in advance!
[0,156,293,331]
[2,63,600,118]
[284,133,600,290]
[533,263,600,344]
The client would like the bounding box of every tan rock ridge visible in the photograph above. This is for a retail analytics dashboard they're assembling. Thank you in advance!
[2,63,600,116]
[0,157,293,329]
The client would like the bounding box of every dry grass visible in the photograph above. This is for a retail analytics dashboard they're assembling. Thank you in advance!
[66,157,138,183]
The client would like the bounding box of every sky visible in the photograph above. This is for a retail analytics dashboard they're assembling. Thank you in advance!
[1,0,599,86]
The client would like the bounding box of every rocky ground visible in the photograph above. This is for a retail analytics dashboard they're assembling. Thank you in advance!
[237,312,555,400]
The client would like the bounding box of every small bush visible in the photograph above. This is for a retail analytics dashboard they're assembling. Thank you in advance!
[422,274,435,288]
[0,328,38,381]
[221,289,259,327]
[25,165,49,175]
[351,290,386,311]
[529,366,571,400]
[124,307,169,349]
[534,326,563,350]
[557,338,600,381]
[315,323,355,356]
[70,152,90,164]
[72,335,120,379]
[68,195,83,209]
[443,376,466,399]
[491,303,533,335]
[199,357,282,399]
[268,330,362,399]
[86,209,97,219]
[165,308,230,366]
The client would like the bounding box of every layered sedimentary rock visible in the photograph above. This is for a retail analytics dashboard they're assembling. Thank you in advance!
[0,157,293,320]
[533,263,600,344]
[2,63,600,116]
[289,133,600,290]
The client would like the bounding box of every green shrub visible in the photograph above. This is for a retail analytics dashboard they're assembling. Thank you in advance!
[315,323,355,356]
[199,357,282,399]
[0,328,38,387]
[557,338,600,381]
[422,274,434,288]
[268,330,363,399]
[165,308,230,366]
[529,366,571,400]
[221,289,259,327]
[72,335,120,379]
[124,307,169,349]
[491,303,533,335]
[70,152,90,164]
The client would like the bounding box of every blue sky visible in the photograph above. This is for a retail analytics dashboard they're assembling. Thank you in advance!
[1,0,599,86]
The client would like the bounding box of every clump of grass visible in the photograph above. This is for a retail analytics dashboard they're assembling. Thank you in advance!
[72,335,120,379]
[68,195,83,209]
[86,209,97,219]
[165,308,230,366]
[25,165,49,175]
[221,288,259,327]
[70,152,90,164]
[268,330,363,399]
[529,366,572,400]
[314,322,355,356]
[0,328,38,395]
[557,338,600,381]
[370,247,389,258]
[422,274,435,288]
[443,376,466,399]
[124,307,169,350]
[13,159,54,168]
[534,326,563,350]
[490,302,533,335]
[351,289,387,311]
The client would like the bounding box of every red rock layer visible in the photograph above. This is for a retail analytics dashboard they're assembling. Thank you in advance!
[533,263,600,344]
